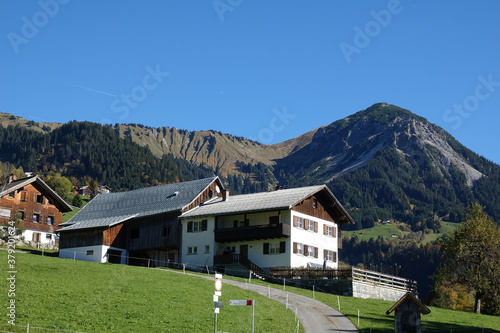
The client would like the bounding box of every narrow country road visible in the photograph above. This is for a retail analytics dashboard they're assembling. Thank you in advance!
[158,268,359,333]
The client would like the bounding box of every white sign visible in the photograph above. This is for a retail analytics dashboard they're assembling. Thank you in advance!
[229,300,253,306]
[0,208,12,218]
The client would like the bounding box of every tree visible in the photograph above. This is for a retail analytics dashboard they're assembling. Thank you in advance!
[46,175,73,200]
[435,203,500,314]
[72,194,83,208]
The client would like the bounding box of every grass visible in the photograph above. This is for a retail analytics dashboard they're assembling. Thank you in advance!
[344,221,463,245]
[227,278,500,333]
[344,223,402,241]
[0,250,303,333]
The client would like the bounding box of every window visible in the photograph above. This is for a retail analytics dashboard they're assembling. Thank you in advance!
[20,191,28,202]
[32,213,41,223]
[17,211,25,221]
[8,192,14,198]
[324,250,337,262]
[130,228,140,239]
[295,217,304,229]
[46,234,52,240]
[46,216,54,225]
[163,226,172,237]
[324,225,336,237]
[264,242,286,254]
[205,245,210,253]
[307,245,315,257]
[187,246,198,255]
[87,250,94,255]
[36,194,44,204]
[312,198,318,209]
[293,242,304,255]
[187,220,208,232]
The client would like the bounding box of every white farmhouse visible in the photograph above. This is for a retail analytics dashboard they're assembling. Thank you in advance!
[179,185,353,272]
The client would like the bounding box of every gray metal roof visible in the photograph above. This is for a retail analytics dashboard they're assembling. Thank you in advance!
[181,185,329,218]
[59,177,218,232]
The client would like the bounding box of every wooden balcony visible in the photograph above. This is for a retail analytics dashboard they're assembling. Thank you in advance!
[214,223,291,242]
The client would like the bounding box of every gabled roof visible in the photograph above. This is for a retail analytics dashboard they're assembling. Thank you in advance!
[386,292,431,315]
[180,185,354,224]
[0,175,72,212]
[59,177,219,232]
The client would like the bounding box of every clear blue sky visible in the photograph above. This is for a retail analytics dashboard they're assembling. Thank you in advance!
[1,1,499,164]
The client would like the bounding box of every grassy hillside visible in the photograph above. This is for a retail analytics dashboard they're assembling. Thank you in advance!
[344,221,462,244]
[2,250,498,333]
[0,251,302,333]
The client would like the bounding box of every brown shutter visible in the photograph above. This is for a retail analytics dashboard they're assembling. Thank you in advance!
[333,251,337,262]
[314,222,318,233]
[293,216,298,227]
[304,245,309,256]
[314,247,318,258]
[263,243,269,255]
[323,224,327,235]
[280,241,286,254]
[293,242,298,254]
[333,227,337,238]
[323,249,328,260]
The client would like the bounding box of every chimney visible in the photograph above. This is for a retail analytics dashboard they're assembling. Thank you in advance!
[222,189,229,201]
[8,174,17,183]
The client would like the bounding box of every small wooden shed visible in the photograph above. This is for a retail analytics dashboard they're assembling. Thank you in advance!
[386,292,431,333]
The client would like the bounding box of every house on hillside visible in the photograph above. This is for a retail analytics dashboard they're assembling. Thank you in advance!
[58,177,354,273]
[58,177,225,264]
[0,175,73,243]
[179,185,354,272]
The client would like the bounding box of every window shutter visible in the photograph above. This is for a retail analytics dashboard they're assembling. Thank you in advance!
[304,219,309,229]
[323,224,327,235]
[293,242,298,254]
[187,221,193,232]
[293,216,298,227]
[202,220,208,231]
[263,243,269,255]
[280,241,286,254]
[333,251,337,262]
[323,249,328,260]
[314,247,318,258]
[314,222,318,233]
[333,227,337,238]
[304,245,309,256]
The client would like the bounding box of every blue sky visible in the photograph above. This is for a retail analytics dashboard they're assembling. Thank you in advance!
[1,1,500,164]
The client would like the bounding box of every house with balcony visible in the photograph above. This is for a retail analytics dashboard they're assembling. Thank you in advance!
[58,177,225,264]
[0,175,72,243]
[179,184,354,273]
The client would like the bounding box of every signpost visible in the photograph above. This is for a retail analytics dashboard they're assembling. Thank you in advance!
[213,273,223,333]
[229,299,255,333]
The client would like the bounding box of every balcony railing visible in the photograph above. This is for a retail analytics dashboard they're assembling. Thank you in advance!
[214,223,291,242]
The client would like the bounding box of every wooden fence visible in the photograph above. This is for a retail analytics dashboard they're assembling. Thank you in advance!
[352,267,417,293]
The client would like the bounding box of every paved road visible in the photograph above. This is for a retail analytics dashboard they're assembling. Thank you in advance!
[158,268,358,333]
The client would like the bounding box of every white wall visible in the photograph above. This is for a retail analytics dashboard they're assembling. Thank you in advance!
[181,217,216,268]
[59,245,128,264]
[220,239,291,268]
[290,211,339,269]
[23,229,58,244]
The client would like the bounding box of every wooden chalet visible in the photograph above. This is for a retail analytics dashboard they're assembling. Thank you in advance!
[0,175,72,243]
[58,177,225,264]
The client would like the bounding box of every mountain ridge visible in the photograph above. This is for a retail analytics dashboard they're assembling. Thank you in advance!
[1,103,499,227]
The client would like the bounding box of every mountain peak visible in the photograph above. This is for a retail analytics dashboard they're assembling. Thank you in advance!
[347,103,428,124]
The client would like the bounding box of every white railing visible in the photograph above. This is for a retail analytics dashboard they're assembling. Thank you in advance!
[352,267,417,293]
